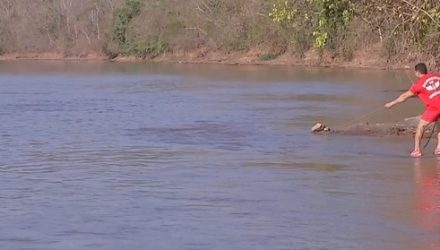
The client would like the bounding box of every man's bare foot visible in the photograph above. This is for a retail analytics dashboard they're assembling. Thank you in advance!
[411,150,422,158]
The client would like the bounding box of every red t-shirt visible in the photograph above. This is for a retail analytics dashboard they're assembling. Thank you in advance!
[410,73,440,108]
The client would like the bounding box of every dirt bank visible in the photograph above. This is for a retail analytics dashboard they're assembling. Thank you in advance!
[0,46,434,70]
[0,52,107,61]
[149,46,413,70]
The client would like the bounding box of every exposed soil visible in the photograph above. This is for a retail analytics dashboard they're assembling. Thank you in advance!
[147,46,415,70]
[0,52,107,61]
[0,45,429,70]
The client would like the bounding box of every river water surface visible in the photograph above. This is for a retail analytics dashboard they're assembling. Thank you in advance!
[0,62,439,250]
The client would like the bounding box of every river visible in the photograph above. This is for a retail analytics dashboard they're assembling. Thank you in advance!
[0,61,439,250]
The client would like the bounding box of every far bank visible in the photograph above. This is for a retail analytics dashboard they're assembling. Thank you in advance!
[0,46,436,71]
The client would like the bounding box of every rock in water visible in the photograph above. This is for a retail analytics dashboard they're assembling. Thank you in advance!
[311,123,323,132]
[311,122,330,133]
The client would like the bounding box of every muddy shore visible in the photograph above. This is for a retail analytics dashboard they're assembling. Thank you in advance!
[311,116,438,137]
[0,47,424,70]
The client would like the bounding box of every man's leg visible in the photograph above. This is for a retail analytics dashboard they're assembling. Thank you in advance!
[414,119,431,155]
[435,120,440,152]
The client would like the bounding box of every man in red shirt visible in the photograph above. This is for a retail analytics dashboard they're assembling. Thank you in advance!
[385,63,440,157]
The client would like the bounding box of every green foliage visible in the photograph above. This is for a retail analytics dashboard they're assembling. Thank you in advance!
[269,1,297,26]
[409,4,440,47]
[130,35,168,58]
[269,0,353,49]
[269,0,314,56]
[208,0,222,13]
[311,0,353,49]
[112,0,142,48]
[361,0,440,63]
[313,32,328,49]
[259,53,279,61]
[111,0,170,58]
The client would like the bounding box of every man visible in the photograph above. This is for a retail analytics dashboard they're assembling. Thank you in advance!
[385,63,440,157]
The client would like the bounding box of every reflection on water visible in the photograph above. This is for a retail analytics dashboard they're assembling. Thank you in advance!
[413,159,440,228]
[245,161,345,172]
[0,61,438,249]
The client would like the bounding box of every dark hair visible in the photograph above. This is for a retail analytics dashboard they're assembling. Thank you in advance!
[415,63,428,74]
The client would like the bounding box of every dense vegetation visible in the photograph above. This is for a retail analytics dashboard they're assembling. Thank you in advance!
[0,0,439,67]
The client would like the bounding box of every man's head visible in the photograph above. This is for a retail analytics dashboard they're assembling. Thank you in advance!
[415,63,428,77]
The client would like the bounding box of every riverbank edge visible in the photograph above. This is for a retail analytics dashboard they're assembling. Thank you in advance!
[1,47,431,70]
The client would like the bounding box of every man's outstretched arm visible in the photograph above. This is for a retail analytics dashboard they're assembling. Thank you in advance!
[384,90,415,109]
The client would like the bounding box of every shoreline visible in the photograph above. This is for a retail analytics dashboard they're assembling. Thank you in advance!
[0,49,417,70]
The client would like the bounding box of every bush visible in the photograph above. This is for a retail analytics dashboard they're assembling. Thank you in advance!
[259,53,279,61]
[112,0,142,49]
[100,40,119,59]
[381,37,398,61]
[130,35,168,59]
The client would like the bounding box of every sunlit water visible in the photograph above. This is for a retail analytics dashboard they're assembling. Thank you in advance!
[0,62,439,250]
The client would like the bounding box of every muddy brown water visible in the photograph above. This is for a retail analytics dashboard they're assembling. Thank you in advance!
[0,61,439,250]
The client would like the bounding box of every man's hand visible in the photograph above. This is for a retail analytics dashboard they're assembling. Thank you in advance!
[385,90,415,109]
[384,102,395,109]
